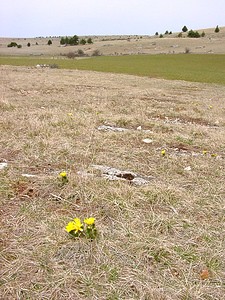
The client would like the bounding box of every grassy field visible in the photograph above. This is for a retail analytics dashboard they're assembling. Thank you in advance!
[1,54,225,85]
[0,65,225,299]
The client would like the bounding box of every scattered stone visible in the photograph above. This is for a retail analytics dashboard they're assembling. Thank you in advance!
[92,164,154,186]
[98,124,153,134]
[143,138,153,144]
[0,162,8,170]
[36,64,50,69]
[21,174,37,178]
[97,125,128,132]
[184,166,192,171]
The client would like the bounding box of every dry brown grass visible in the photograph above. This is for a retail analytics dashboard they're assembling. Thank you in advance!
[0,65,225,299]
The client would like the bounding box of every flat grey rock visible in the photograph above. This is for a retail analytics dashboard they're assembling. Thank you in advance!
[97,125,128,132]
[0,162,8,170]
[92,164,153,186]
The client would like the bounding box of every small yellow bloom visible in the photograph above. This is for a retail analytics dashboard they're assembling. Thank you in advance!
[209,105,212,109]
[73,218,83,231]
[59,171,67,178]
[203,150,207,155]
[65,218,83,233]
[65,221,77,233]
[84,217,95,225]
[211,153,217,157]
[161,149,166,156]
[68,113,73,116]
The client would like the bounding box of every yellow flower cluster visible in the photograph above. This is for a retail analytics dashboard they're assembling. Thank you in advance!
[65,217,97,239]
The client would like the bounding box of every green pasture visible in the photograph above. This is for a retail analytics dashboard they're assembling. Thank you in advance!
[1,54,225,85]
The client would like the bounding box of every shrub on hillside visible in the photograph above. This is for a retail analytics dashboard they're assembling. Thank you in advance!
[201,31,205,37]
[66,49,86,58]
[48,39,52,45]
[215,25,220,33]
[92,49,101,56]
[7,42,18,47]
[87,37,93,44]
[79,39,86,45]
[187,30,200,38]
[66,52,76,59]
[77,49,85,56]
[185,47,191,54]
[182,26,188,32]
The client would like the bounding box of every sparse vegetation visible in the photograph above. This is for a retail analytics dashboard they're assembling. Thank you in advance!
[182,25,188,32]
[49,63,59,69]
[0,64,225,299]
[47,39,52,45]
[27,42,31,47]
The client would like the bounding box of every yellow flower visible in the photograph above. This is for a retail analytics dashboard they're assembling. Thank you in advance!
[65,218,83,233]
[202,150,207,155]
[211,153,217,157]
[65,221,77,233]
[59,171,67,178]
[161,149,166,156]
[73,218,83,232]
[84,217,95,225]
[68,113,73,116]
[66,218,83,233]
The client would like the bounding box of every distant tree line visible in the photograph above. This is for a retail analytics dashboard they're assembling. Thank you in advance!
[178,25,220,38]
[156,25,220,39]
[60,35,93,46]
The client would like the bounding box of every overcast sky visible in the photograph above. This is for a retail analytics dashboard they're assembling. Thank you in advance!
[1,0,224,37]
